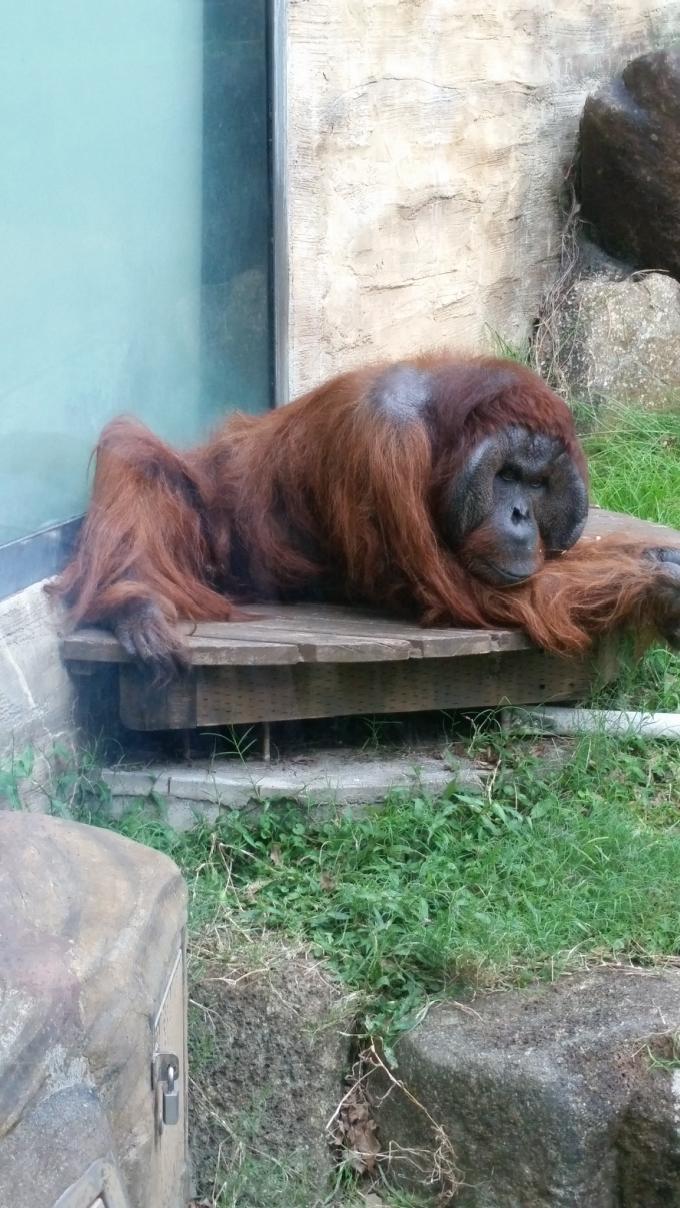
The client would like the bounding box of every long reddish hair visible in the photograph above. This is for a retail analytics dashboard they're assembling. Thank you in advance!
[51,353,679,657]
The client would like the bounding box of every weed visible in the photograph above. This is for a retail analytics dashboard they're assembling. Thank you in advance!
[205,725,259,763]
[485,327,530,364]
[0,748,34,807]
[0,743,112,818]
[361,716,405,751]
[193,1120,340,1207]
[581,399,680,710]
[582,401,680,530]
[645,1031,680,1072]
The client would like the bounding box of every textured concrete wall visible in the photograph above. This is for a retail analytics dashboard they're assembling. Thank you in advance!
[0,581,74,763]
[283,0,680,396]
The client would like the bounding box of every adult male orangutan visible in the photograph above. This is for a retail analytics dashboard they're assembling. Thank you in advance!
[51,354,680,674]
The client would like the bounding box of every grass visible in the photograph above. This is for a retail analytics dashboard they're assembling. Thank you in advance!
[582,401,680,530]
[188,1123,350,1208]
[113,730,680,1055]
[581,400,680,712]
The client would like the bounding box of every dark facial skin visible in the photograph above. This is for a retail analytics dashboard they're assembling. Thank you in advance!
[441,425,589,586]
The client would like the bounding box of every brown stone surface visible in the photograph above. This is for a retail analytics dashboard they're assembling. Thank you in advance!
[580,50,680,278]
[0,813,188,1208]
[373,969,680,1206]
[189,936,352,1201]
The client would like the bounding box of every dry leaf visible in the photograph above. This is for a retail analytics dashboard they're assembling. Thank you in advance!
[336,1089,381,1174]
[242,878,270,901]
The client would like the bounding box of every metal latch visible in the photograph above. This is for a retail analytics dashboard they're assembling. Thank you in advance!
[152,1051,180,1128]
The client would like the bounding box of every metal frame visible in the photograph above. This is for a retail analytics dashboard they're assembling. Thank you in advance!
[268,0,289,405]
[0,517,81,603]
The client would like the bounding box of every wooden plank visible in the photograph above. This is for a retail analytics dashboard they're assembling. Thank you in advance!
[120,665,199,729]
[195,611,530,658]
[584,507,680,544]
[119,645,612,730]
[62,626,303,666]
[63,613,529,665]
[182,622,413,662]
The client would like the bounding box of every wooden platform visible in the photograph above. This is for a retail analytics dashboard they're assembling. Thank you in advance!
[62,509,680,731]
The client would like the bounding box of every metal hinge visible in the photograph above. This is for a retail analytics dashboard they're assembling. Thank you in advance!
[152,1051,181,1128]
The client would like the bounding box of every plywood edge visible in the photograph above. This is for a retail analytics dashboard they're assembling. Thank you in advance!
[61,621,531,666]
[61,628,303,666]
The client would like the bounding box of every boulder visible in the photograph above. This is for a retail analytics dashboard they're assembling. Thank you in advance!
[373,969,680,1206]
[541,269,680,406]
[579,50,680,278]
[189,936,352,1204]
[0,812,188,1208]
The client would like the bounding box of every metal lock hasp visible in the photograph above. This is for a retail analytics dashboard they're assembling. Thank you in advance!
[152,1051,181,1128]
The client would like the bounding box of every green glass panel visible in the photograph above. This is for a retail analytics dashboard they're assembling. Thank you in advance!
[0,0,271,546]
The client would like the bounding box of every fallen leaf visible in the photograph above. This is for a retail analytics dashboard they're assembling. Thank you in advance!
[242,878,271,901]
[336,1088,381,1174]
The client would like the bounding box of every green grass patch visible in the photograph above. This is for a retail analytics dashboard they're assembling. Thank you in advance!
[580,399,680,710]
[111,730,680,1050]
[582,401,680,530]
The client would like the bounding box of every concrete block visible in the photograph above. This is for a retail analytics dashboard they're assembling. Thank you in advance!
[106,751,485,829]
[102,768,161,798]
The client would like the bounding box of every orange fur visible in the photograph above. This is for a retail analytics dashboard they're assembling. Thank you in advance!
[49,354,679,656]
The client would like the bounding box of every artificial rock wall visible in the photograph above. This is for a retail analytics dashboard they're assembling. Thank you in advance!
[0,582,74,775]
[283,0,680,397]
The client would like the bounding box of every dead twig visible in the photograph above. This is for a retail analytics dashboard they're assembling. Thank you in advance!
[531,159,584,393]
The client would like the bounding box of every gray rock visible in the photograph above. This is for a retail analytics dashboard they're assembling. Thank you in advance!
[574,239,630,283]
[189,937,352,1203]
[373,969,680,1206]
[542,270,680,406]
[579,50,680,279]
[0,812,188,1208]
